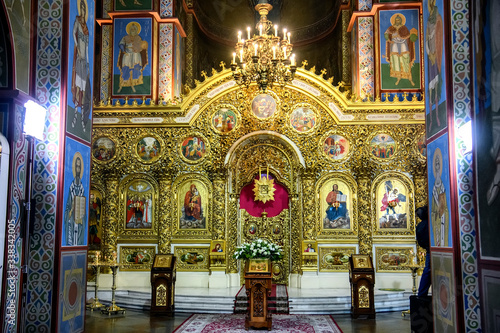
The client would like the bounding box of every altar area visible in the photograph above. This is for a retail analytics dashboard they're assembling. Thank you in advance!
[88,2,427,304]
[89,63,427,300]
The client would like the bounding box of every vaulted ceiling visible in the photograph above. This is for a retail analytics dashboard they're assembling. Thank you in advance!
[191,0,342,46]
[185,0,348,87]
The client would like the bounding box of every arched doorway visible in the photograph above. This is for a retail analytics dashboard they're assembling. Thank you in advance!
[225,131,305,285]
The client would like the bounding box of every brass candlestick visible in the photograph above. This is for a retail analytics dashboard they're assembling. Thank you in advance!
[401,251,421,317]
[86,262,104,310]
[101,253,126,315]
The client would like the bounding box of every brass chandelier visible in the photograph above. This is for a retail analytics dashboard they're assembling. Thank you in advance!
[230,1,297,92]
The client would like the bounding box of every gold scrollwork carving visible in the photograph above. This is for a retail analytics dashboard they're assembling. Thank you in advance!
[156,284,167,306]
[240,209,290,285]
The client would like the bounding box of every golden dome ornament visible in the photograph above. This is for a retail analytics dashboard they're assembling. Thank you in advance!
[253,165,276,203]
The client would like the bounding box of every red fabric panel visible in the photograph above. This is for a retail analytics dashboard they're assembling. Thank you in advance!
[239,175,289,217]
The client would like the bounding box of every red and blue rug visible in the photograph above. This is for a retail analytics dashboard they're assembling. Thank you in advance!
[173,313,343,333]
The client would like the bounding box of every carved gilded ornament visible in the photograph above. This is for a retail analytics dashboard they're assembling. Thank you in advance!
[156,284,167,306]
[253,171,276,204]
[372,172,415,239]
[240,209,289,285]
[358,285,370,308]
[118,174,159,240]
[413,132,427,161]
[93,66,424,128]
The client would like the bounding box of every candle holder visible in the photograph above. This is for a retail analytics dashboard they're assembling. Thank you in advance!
[401,251,421,317]
[101,254,126,316]
[86,261,104,310]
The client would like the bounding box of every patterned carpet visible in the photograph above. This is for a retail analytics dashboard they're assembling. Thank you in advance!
[173,314,343,333]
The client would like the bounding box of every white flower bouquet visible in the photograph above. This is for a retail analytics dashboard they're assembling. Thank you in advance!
[233,239,283,262]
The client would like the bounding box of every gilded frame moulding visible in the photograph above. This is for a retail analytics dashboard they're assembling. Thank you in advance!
[319,246,357,272]
[250,90,281,121]
[413,131,427,162]
[119,245,156,271]
[134,133,164,164]
[287,102,319,135]
[209,103,240,135]
[92,135,117,164]
[319,130,352,163]
[371,172,415,238]
[171,173,212,240]
[316,172,358,238]
[375,246,415,273]
[367,131,398,162]
[118,174,159,239]
[178,132,210,164]
[174,246,210,272]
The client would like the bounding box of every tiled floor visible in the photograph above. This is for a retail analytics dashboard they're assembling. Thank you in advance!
[85,310,411,332]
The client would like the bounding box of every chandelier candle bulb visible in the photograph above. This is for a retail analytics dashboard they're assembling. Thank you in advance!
[238,31,241,42]
[283,46,287,58]
[291,54,296,66]
[283,28,287,40]
[247,27,251,39]
[272,46,276,59]
[240,49,243,62]
[274,25,278,37]
[259,24,263,36]
[232,52,236,64]
[287,32,291,43]
[254,43,258,56]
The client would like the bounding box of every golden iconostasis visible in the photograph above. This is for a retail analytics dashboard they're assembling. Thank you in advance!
[89,68,426,282]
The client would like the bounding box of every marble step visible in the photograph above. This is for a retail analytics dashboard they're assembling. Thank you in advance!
[87,287,412,315]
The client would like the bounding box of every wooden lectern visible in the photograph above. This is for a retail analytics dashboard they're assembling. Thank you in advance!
[244,259,272,330]
[348,254,375,318]
[150,254,176,315]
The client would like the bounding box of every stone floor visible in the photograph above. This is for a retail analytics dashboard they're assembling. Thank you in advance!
[85,309,411,332]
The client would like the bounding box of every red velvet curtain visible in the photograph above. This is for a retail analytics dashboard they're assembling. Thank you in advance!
[239,174,289,217]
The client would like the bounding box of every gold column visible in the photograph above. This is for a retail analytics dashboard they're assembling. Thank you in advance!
[158,174,173,254]
[289,194,301,274]
[212,170,227,240]
[103,176,119,260]
[299,169,316,274]
[413,170,427,210]
[227,193,239,273]
[356,171,372,255]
